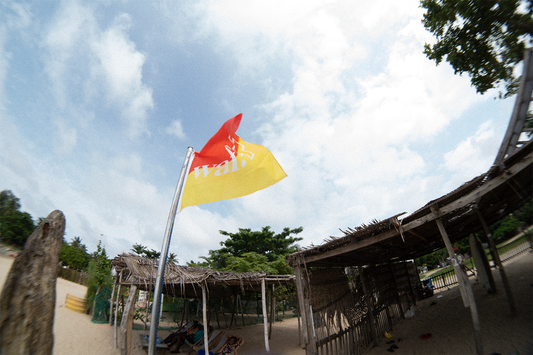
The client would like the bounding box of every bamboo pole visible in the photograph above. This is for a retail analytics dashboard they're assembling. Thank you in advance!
[474,204,516,316]
[261,278,270,353]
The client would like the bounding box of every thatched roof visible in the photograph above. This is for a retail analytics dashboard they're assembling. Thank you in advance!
[288,138,533,268]
[112,253,295,298]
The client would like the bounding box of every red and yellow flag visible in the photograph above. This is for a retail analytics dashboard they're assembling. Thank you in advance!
[180,114,287,210]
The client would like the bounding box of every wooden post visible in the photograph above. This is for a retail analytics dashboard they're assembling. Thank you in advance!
[431,204,483,355]
[294,265,309,345]
[0,210,65,355]
[114,272,123,348]
[469,233,495,293]
[109,275,117,326]
[430,205,470,307]
[202,283,209,355]
[403,261,416,306]
[388,262,405,319]
[269,284,275,340]
[297,306,302,346]
[120,285,137,355]
[261,278,270,353]
[144,289,151,330]
[474,204,516,316]
[359,265,379,347]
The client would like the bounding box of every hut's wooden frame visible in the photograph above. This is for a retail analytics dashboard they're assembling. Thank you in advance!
[288,49,533,355]
[111,254,296,354]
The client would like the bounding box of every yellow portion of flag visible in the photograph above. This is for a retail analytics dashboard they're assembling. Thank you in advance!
[180,137,286,209]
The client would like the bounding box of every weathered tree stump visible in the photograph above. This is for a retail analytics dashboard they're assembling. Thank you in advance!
[0,210,65,355]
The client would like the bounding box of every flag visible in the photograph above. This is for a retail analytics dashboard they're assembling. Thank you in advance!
[180,113,287,210]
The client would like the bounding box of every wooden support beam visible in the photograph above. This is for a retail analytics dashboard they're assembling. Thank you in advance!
[109,275,117,326]
[403,261,416,306]
[294,266,309,345]
[431,204,483,355]
[120,285,137,355]
[474,204,516,316]
[269,285,275,340]
[468,233,495,293]
[261,278,271,354]
[389,262,405,319]
[202,283,209,355]
[114,272,122,348]
[359,266,379,347]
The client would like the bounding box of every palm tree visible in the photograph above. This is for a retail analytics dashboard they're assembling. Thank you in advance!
[131,243,148,256]
[167,253,178,265]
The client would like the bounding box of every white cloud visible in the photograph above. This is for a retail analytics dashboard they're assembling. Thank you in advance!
[0,0,517,263]
[0,26,8,109]
[53,116,78,155]
[91,13,154,138]
[4,2,33,30]
[44,2,153,139]
[166,119,186,139]
[443,121,498,185]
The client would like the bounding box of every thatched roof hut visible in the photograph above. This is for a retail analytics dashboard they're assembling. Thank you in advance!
[288,49,533,355]
[112,253,295,298]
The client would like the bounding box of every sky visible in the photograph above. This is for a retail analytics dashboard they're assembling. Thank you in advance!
[0,0,517,264]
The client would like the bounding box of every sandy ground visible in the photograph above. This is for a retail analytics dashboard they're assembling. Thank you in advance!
[1,250,532,355]
[364,251,533,355]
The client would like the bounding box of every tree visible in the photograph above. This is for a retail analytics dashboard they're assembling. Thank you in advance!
[218,226,303,262]
[70,236,87,252]
[0,190,21,216]
[59,241,91,271]
[131,243,148,256]
[86,240,113,310]
[421,0,533,97]
[0,211,35,246]
[0,190,36,246]
[131,243,176,264]
[199,226,303,274]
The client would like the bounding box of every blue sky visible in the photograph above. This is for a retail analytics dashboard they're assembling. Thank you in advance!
[0,0,516,263]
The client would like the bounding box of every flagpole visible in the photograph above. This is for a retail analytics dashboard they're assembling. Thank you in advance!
[149,146,194,355]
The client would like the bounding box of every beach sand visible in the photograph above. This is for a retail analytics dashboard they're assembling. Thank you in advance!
[1,250,532,355]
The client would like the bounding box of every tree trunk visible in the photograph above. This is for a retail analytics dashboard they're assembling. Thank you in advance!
[0,210,65,355]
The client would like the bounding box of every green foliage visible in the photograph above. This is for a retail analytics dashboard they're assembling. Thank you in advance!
[198,226,303,274]
[131,243,177,264]
[218,226,303,262]
[60,241,91,271]
[415,248,447,269]
[0,211,35,246]
[492,214,523,241]
[0,190,36,246]
[516,198,533,225]
[421,0,533,97]
[86,241,113,311]
[0,190,21,216]
[220,252,293,274]
[454,236,470,255]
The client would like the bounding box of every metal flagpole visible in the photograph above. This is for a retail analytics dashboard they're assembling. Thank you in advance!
[148,146,194,355]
